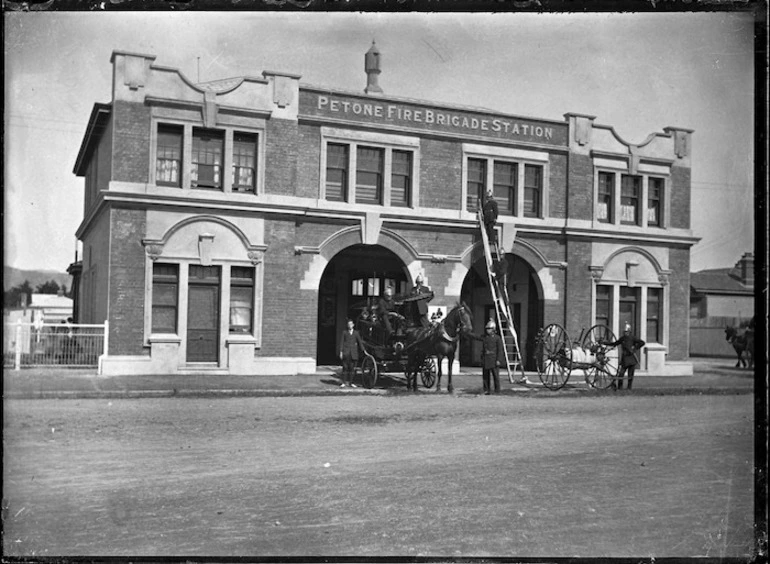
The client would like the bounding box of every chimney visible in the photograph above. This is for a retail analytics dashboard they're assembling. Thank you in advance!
[364,41,383,94]
[736,252,754,286]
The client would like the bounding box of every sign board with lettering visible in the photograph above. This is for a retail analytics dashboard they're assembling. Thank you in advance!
[299,90,568,147]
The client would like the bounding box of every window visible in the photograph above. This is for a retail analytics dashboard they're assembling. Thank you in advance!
[152,263,179,333]
[465,149,546,217]
[229,267,254,334]
[356,146,384,205]
[619,286,640,334]
[325,143,348,202]
[391,150,412,207]
[467,158,487,212]
[156,125,183,187]
[620,175,641,225]
[232,133,257,193]
[598,172,614,223]
[191,129,223,189]
[321,131,418,207]
[524,164,542,218]
[646,287,661,343]
[648,177,664,227]
[596,285,612,328]
[493,161,516,215]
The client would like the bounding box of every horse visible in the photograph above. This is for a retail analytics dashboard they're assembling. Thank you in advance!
[403,302,473,393]
[725,325,754,369]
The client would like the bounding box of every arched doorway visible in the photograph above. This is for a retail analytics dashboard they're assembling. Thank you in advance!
[316,244,410,365]
[460,253,543,371]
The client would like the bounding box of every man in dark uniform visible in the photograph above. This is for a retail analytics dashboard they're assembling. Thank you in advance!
[472,319,506,394]
[409,274,432,328]
[338,319,365,388]
[482,188,499,247]
[377,286,398,339]
[605,324,646,390]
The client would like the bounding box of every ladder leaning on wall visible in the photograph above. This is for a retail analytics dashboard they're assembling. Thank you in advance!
[477,210,529,385]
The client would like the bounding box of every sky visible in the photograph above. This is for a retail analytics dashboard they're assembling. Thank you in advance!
[4,11,757,274]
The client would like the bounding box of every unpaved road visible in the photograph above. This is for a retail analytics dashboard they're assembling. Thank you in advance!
[2,393,755,558]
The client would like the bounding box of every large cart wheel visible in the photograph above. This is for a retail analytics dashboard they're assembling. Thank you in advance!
[420,356,438,389]
[536,323,572,391]
[360,353,378,389]
[581,324,619,390]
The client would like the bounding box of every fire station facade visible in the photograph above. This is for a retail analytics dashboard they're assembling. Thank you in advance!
[73,49,697,376]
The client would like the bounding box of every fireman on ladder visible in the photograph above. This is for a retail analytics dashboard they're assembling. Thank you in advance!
[482,188,499,247]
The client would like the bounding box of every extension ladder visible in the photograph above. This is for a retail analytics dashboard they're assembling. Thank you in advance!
[477,210,528,384]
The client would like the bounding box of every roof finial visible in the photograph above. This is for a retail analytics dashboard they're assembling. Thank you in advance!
[364,41,383,94]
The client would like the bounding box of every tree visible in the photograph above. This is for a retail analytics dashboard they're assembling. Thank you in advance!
[36,280,61,294]
[3,280,33,309]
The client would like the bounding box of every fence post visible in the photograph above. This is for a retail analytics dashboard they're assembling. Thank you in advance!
[98,319,109,375]
[14,320,22,371]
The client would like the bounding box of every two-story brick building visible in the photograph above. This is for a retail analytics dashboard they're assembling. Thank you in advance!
[72,45,697,376]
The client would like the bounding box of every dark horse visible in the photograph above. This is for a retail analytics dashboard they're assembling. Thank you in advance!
[725,324,754,369]
[403,302,473,393]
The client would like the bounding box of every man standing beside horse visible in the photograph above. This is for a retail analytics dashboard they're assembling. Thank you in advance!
[409,274,433,328]
[471,319,506,395]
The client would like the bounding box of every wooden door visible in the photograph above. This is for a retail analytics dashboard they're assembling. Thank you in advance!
[187,266,220,362]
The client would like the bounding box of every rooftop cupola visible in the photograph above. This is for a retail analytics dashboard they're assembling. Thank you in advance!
[364,40,383,94]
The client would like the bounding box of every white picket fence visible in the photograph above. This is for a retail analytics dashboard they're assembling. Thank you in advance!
[3,320,108,370]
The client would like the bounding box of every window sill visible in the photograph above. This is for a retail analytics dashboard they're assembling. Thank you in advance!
[148,334,181,344]
[226,334,257,344]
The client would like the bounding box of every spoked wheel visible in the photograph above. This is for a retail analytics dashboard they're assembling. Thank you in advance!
[581,324,619,390]
[360,354,378,389]
[420,356,437,389]
[536,323,572,391]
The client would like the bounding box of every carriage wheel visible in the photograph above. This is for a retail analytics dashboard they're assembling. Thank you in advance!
[360,354,378,389]
[535,323,572,391]
[420,356,438,389]
[581,324,619,389]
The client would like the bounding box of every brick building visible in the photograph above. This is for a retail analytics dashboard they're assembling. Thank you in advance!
[72,46,697,376]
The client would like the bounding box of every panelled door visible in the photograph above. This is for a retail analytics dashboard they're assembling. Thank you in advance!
[187,265,220,363]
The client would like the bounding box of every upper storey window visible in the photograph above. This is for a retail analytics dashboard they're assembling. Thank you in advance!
[463,144,549,219]
[647,177,664,227]
[321,128,420,208]
[192,129,223,190]
[232,133,257,194]
[620,175,641,225]
[467,158,488,212]
[595,170,667,229]
[390,150,412,208]
[523,164,542,218]
[156,125,183,187]
[356,146,384,205]
[152,122,263,194]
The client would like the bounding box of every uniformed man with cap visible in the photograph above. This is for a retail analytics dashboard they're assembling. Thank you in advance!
[409,274,432,328]
[472,319,506,394]
[605,324,645,390]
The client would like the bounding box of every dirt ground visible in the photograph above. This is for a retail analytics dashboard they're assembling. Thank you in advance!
[2,392,756,558]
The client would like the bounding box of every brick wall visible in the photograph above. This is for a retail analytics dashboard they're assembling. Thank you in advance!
[546,152,568,220]
[264,118,299,196]
[111,101,151,183]
[563,239,593,336]
[108,207,147,355]
[296,124,320,199]
[565,153,592,220]
[668,247,691,360]
[420,138,462,209]
[669,165,691,229]
[260,220,317,357]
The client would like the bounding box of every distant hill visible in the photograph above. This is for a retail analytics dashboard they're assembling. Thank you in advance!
[4,266,73,292]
